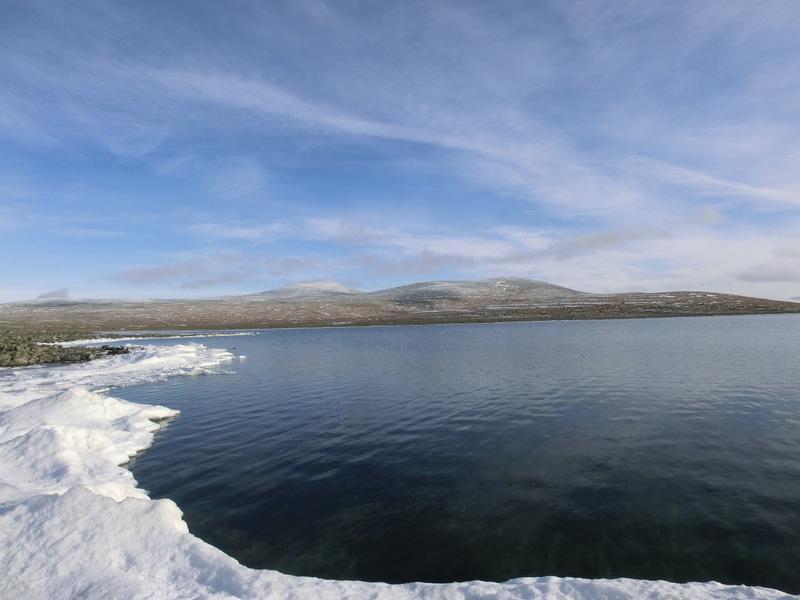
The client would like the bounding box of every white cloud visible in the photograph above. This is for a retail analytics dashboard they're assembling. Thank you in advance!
[205,157,269,200]
[623,157,800,207]
[36,288,69,299]
[4,1,800,299]
[181,213,800,298]
[189,221,287,241]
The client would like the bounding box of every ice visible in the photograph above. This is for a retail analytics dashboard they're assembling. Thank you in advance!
[0,343,793,599]
[0,343,233,410]
[56,331,255,347]
[0,388,178,505]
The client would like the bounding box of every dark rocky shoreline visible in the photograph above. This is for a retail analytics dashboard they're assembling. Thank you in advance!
[0,332,130,368]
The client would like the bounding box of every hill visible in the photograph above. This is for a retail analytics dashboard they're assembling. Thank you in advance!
[2,278,799,332]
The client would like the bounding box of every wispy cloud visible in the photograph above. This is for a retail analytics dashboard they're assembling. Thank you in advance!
[737,263,800,283]
[3,1,800,301]
[36,288,69,299]
[623,157,800,207]
[106,252,258,289]
[189,222,286,241]
[104,250,341,291]
[205,157,269,200]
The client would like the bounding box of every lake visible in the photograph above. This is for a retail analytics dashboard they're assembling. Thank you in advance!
[118,315,800,593]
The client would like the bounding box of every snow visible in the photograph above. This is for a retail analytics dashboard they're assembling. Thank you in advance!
[255,281,360,298]
[283,281,356,293]
[0,344,793,599]
[55,331,255,347]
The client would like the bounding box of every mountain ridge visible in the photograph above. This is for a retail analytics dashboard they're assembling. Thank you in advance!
[3,277,800,331]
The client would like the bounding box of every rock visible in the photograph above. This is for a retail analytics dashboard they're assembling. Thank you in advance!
[0,332,129,368]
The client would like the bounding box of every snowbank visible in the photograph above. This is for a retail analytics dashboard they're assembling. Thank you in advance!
[0,343,792,599]
[56,331,255,347]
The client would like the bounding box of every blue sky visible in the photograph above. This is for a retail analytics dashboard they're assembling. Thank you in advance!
[2,0,800,301]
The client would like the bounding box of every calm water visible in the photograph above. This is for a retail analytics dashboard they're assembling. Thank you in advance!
[120,316,800,592]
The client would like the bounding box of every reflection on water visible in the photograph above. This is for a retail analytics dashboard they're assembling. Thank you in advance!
[123,315,800,593]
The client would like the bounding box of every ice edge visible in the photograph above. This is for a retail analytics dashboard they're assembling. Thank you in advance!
[0,343,792,599]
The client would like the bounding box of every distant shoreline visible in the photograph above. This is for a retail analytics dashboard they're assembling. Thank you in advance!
[0,310,800,342]
[5,278,800,334]
[4,304,800,335]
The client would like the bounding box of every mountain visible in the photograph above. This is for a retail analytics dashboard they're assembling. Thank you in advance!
[250,281,360,301]
[2,277,800,332]
[369,278,585,303]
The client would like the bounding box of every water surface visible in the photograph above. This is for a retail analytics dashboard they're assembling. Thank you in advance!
[121,316,800,592]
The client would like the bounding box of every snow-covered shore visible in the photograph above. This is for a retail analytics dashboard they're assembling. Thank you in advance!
[0,343,793,599]
[54,330,256,347]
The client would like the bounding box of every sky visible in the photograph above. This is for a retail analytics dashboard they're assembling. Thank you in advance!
[2,0,800,302]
